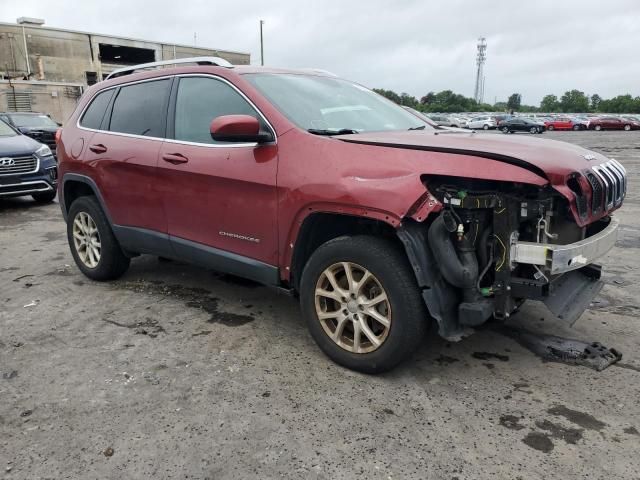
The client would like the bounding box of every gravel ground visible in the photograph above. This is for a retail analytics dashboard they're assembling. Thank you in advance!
[1,131,639,480]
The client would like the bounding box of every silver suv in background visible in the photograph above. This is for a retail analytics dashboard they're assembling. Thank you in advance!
[466,116,497,130]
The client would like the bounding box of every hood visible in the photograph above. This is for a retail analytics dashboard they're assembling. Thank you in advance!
[0,133,42,157]
[338,130,609,182]
[18,126,59,134]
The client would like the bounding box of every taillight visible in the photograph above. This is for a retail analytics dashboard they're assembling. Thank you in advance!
[55,128,62,144]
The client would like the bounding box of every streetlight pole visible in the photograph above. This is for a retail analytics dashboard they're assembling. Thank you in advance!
[259,20,265,66]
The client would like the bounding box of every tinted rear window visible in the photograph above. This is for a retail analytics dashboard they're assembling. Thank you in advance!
[80,89,115,130]
[109,79,170,137]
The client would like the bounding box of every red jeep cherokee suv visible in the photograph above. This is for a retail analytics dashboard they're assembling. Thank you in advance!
[58,58,624,373]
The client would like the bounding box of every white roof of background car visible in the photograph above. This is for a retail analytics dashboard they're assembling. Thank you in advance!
[105,57,234,80]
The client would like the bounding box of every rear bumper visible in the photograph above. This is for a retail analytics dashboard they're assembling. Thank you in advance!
[512,217,618,275]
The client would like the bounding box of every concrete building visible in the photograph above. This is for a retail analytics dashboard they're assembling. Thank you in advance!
[0,18,250,122]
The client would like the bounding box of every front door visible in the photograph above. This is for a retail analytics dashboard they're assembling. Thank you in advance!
[158,75,279,278]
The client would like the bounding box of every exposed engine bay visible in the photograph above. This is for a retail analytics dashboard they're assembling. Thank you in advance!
[398,175,620,340]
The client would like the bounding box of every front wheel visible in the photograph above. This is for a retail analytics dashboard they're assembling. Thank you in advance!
[547,125,554,131]
[624,124,631,131]
[300,236,428,373]
[67,196,130,281]
[501,126,510,134]
[530,126,537,134]
[594,125,602,131]
[483,124,489,130]
[573,124,581,131]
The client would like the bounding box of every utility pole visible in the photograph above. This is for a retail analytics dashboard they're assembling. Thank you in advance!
[474,37,487,103]
[260,20,265,66]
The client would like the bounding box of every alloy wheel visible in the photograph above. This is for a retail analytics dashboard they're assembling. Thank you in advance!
[314,262,391,354]
[72,211,101,268]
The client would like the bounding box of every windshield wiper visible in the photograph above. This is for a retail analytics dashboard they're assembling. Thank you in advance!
[307,128,359,136]
[408,125,426,131]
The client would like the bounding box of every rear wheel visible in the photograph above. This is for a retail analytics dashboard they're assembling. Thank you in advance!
[530,126,537,134]
[502,126,509,134]
[67,196,130,281]
[624,124,631,131]
[573,124,581,131]
[594,125,602,131]
[300,236,427,373]
[32,190,56,204]
[483,124,489,130]
[547,125,554,131]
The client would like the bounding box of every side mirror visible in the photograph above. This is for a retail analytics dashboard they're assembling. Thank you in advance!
[210,115,273,143]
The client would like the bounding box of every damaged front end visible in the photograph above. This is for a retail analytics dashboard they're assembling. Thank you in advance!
[398,169,624,340]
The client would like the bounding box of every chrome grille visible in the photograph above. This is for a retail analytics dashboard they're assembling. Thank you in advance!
[0,155,39,176]
[585,172,603,214]
[591,160,626,212]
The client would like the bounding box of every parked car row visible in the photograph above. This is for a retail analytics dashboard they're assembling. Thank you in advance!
[426,112,640,133]
[0,112,59,203]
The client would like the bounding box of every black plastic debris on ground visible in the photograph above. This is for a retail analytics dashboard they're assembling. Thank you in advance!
[492,325,622,371]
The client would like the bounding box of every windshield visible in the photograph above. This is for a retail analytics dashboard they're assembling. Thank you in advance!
[244,73,431,133]
[8,114,58,128]
[0,120,17,136]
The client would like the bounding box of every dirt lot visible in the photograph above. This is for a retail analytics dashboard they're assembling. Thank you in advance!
[1,131,639,479]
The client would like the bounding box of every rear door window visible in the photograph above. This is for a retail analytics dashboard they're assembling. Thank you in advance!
[80,89,115,130]
[108,79,171,137]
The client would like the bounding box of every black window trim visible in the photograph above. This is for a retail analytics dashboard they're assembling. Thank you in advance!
[76,74,277,149]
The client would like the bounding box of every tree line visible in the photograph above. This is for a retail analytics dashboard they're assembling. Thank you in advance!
[373,88,640,114]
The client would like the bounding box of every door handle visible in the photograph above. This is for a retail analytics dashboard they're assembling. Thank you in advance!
[89,144,107,154]
[162,153,189,165]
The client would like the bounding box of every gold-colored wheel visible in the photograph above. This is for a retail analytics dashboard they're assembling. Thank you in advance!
[314,262,391,354]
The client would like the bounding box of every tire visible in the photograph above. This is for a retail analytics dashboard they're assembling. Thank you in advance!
[547,125,554,131]
[67,196,130,281]
[300,235,427,373]
[624,124,631,131]
[483,124,489,130]
[501,126,509,134]
[594,125,602,131]
[32,190,57,204]
[572,124,580,131]
[530,126,537,134]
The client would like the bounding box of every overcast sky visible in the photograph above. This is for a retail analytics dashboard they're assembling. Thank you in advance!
[3,0,640,104]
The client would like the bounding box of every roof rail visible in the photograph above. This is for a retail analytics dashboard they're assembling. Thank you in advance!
[105,56,233,80]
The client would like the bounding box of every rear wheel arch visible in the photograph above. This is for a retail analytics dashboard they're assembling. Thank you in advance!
[62,174,112,224]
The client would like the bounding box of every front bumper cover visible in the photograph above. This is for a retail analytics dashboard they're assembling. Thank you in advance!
[512,217,619,275]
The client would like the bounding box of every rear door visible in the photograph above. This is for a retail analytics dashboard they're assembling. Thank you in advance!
[83,78,171,233]
[158,75,279,270]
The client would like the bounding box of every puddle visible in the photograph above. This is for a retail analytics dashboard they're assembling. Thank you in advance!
[522,431,554,453]
[547,405,606,431]
[103,317,167,337]
[114,280,254,326]
[535,419,583,444]
[472,352,509,362]
[499,414,525,431]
